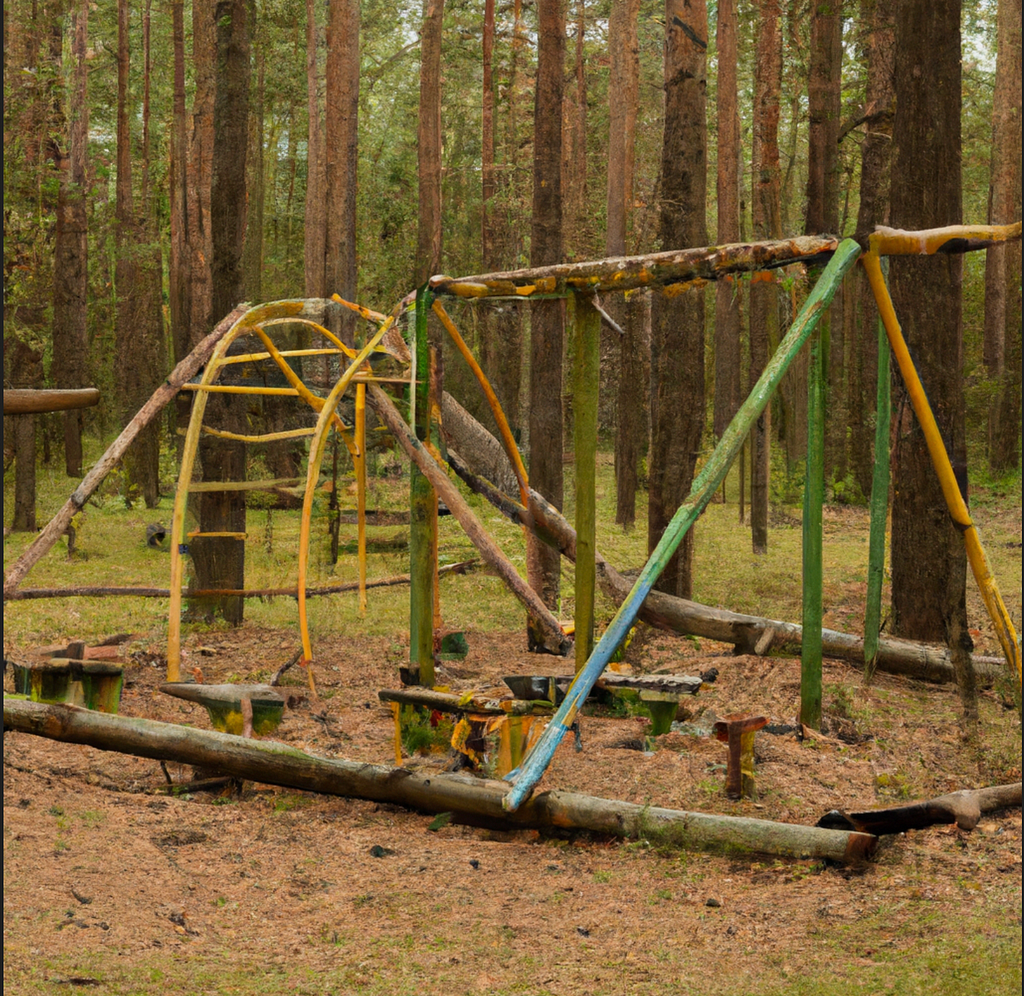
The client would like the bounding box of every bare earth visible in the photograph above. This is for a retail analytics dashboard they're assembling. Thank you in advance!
[3,627,1022,995]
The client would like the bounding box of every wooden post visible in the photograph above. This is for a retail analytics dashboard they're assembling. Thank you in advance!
[573,291,600,672]
[864,259,891,679]
[409,286,437,686]
[503,239,863,813]
[801,323,825,729]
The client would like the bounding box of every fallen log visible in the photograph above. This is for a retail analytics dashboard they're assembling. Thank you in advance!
[446,437,1004,685]
[3,698,876,864]
[3,388,100,415]
[817,783,1022,834]
[6,560,478,602]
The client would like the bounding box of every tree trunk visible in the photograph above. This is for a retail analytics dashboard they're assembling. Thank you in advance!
[324,0,359,347]
[8,342,44,532]
[415,0,444,285]
[169,1,191,372]
[192,0,251,627]
[983,0,1022,378]
[562,1,587,258]
[608,0,643,528]
[889,0,976,725]
[805,0,843,483]
[526,0,566,649]
[988,0,1023,472]
[304,0,326,299]
[243,20,265,304]
[50,0,88,479]
[648,0,709,600]
[713,0,742,442]
[848,0,895,498]
[749,0,783,554]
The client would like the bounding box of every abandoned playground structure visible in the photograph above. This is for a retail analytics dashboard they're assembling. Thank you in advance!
[4,224,1022,865]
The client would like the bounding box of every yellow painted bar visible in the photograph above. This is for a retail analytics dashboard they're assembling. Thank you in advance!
[179,384,301,396]
[431,300,530,506]
[296,297,411,671]
[355,383,368,616]
[167,300,327,680]
[193,425,320,444]
[862,250,1021,688]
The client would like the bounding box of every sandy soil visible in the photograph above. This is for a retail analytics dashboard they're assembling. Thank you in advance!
[3,626,1022,995]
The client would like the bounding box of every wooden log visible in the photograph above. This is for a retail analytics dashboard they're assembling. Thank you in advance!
[6,560,478,602]
[429,236,841,299]
[366,383,573,657]
[3,304,248,600]
[447,441,1004,685]
[818,783,1022,835]
[3,698,876,863]
[3,388,100,415]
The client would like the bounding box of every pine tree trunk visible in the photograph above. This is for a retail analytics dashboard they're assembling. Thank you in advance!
[50,0,88,480]
[304,0,326,299]
[324,0,359,347]
[848,0,894,499]
[750,0,783,555]
[609,0,643,528]
[169,1,191,371]
[415,0,444,285]
[526,0,566,648]
[713,0,742,442]
[192,0,251,627]
[889,0,976,724]
[648,0,708,600]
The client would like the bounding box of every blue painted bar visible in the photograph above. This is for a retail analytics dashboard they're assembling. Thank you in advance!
[502,238,863,812]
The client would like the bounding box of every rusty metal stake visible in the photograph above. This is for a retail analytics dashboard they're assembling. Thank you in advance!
[713,712,768,799]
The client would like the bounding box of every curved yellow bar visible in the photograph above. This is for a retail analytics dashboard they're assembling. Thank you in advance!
[296,302,408,671]
[871,221,1022,257]
[862,251,1021,688]
[430,300,530,507]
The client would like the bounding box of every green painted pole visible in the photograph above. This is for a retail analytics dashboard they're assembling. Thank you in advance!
[801,322,825,729]
[409,286,436,686]
[864,261,891,680]
[503,239,864,812]
[573,293,600,672]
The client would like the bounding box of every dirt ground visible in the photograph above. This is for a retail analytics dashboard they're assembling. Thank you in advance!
[3,626,1022,995]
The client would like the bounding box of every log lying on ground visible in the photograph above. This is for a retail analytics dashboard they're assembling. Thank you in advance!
[3,698,876,863]
[3,388,100,415]
[445,444,1003,685]
[818,783,1022,834]
[366,384,572,657]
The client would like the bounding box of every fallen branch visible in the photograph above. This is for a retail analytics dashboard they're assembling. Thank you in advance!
[3,388,101,415]
[4,698,876,864]
[7,560,478,601]
[818,783,1022,834]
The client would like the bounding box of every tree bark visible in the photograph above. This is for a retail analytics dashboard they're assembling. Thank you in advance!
[648,0,709,600]
[713,0,742,442]
[50,0,88,479]
[989,0,1023,473]
[324,0,359,346]
[3,699,876,864]
[169,1,191,373]
[608,0,643,528]
[749,0,783,554]
[983,0,1023,378]
[526,0,566,649]
[848,0,895,498]
[304,0,326,299]
[889,0,976,725]
[415,0,444,285]
[192,0,251,626]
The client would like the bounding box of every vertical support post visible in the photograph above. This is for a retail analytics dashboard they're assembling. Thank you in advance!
[864,258,891,679]
[573,292,600,672]
[409,286,436,686]
[801,321,825,729]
